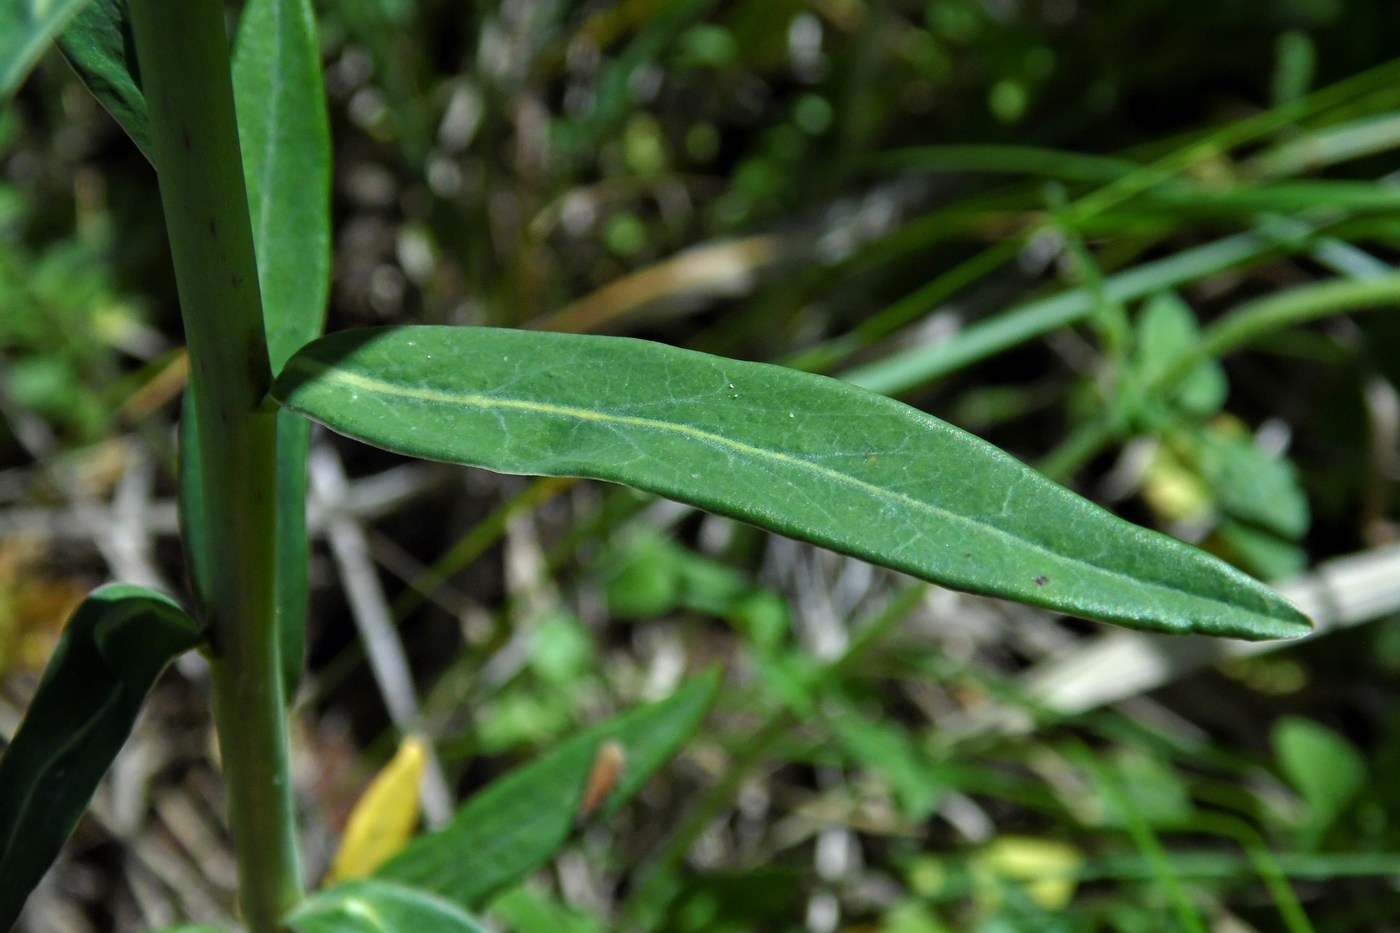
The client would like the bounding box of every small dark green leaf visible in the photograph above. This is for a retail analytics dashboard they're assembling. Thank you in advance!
[0,584,203,929]
[232,0,331,371]
[273,327,1311,641]
[286,880,491,933]
[56,0,152,160]
[376,668,721,907]
[0,0,89,98]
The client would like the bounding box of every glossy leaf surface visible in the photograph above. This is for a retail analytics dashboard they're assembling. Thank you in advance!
[56,0,152,159]
[286,880,490,933]
[0,0,89,98]
[376,669,721,907]
[274,327,1310,640]
[0,585,203,929]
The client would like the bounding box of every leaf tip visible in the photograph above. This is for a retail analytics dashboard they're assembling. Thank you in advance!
[1233,599,1314,642]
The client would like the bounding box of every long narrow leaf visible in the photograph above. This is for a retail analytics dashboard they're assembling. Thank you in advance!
[231,0,331,370]
[376,669,722,907]
[56,0,152,159]
[0,584,203,929]
[841,230,1284,395]
[0,0,89,98]
[273,327,1310,641]
[271,410,311,694]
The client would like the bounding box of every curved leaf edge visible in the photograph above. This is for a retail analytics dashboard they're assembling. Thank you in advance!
[271,326,1311,643]
[286,878,492,933]
[0,584,203,930]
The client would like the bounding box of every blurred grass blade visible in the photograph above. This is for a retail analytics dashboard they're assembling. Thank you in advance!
[376,669,721,907]
[329,735,428,883]
[287,880,491,933]
[231,0,330,370]
[871,144,1139,184]
[56,0,152,160]
[0,584,203,929]
[273,327,1310,640]
[1146,179,1400,217]
[220,0,330,698]
[1252,111,1400,176]
[841,230,1284,396]
[1198,272,1400,361]
[0,0,89,98]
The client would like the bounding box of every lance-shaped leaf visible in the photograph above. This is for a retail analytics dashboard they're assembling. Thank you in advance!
[0,584,203,929]
[375,668,721,907]
[273,327,1310,641]
[56,0,152,160]
[232,0,331,371]
[0,0,89,98]
[287,880,491,933]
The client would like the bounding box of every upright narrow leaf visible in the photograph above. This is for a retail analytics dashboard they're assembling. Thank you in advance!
[273,327,1311,641]
[179,389,210,611]
[271,410,312,694]
[287,880,492,933]
[0,585,203,929]
[376,669,722,907]
[229,0,332,694]
[56,0,152,159]
[231,0,331,369]
[0,0,89,98]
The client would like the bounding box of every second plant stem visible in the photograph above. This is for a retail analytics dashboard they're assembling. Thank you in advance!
[127,0,303,929]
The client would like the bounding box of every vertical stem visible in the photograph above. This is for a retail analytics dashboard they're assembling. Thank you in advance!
[127,1,302,929]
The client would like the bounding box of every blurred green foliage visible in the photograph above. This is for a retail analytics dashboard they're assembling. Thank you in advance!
[8,0,1400,929]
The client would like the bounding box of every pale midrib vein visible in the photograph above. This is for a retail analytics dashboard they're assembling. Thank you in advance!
[284,356,1265,618]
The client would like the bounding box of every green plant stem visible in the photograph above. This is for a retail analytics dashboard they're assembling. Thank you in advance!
[126,1,302,929]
